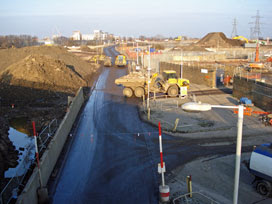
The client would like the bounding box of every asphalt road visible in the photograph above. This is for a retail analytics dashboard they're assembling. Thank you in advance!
[52,46,239,204]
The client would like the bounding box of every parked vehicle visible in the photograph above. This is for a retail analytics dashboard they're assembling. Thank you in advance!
[248,143,272,197]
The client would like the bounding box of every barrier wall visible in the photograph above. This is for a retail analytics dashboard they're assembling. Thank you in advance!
[159,62,216,88]
[233,76,272,111]
[16,87,85,204]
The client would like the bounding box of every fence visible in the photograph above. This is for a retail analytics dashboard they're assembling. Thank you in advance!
[0,119,59,204]
[38,119,58,152]
[172,192,219,204]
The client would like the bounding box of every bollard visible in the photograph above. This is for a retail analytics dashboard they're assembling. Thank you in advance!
[173,118,179,132]
[186,175,193,198]
[147,108,150,120]
[159,185,170,202]
[143,94,145,108]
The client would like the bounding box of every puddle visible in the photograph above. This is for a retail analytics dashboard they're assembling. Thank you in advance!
[9,117,30,136]
[4,128,35,178]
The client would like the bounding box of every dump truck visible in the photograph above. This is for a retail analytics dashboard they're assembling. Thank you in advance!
[115,71,189,98]
[104,56,112,67]
[115,54,127,67]
[249,143,272,197]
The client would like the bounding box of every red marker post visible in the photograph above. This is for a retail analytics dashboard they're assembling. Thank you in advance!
[33,121,43,187]
[158,122,165,186]
[158,122,170,202]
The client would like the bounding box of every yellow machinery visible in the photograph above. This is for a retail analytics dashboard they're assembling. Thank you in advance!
[162,70,190,88]
[115,55,127,67]
[175,36,182,41]
[115,70,189,98]
[232,36,249,43]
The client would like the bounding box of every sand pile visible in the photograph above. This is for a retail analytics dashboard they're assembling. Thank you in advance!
[196,32,244,48]
[0,54,86,93]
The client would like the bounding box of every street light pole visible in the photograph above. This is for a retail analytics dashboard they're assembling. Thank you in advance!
[181,102,244,204]
[233,105,244,204]
[137,43,139,65]
[147,45,151,120]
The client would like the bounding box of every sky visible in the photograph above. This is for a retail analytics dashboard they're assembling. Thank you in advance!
[0,0,271,39]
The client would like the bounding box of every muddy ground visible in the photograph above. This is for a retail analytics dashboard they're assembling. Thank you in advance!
[0,45,102,187]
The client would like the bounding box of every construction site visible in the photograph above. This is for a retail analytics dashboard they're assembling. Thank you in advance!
[1,8,272,203]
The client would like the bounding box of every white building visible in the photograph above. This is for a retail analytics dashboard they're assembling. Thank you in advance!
[102,32,108,40]
[72,31,81,40]
[82,34,94,41]
[93,30,103,40]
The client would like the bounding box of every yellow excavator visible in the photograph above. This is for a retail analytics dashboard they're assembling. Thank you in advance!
[232,36,249,43]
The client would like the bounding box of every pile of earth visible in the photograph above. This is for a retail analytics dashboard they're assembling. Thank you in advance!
[0,45,101,184]
[0,54,86,93]
[0,46,100,84]
[195,32,244,48]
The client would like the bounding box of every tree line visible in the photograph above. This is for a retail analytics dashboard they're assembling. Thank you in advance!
[0,35,39,48]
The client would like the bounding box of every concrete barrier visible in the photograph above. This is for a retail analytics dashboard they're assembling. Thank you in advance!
[16,87,85,204]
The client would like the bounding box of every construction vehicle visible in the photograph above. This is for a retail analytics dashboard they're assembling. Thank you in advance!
[175,36,182,41]
[248,143,272,197]
[115,71,189,98]
[232,35,249,43]
[104,56,112,67]
[162,70,190,88]
[115,54,127,67]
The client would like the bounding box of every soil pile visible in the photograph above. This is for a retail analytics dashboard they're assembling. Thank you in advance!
[0,45,101,185]
[0,46,99,83]
[196,32,244,48]
[0,54,86,93]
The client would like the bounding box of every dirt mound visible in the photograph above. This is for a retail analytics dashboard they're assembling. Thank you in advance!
[0,46,98,83]
[196,32,244,48]
[0,54,86,93]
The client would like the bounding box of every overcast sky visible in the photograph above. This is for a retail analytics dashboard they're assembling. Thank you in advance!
[0,0,271,39]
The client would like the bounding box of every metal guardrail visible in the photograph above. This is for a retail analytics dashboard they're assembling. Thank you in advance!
[38,119,58,152]
[172,192,220,204]
[0,119,58,204]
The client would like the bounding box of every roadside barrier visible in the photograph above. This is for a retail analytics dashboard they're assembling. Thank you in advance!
[16,87,84,204]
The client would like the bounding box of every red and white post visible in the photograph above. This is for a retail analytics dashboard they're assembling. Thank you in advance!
[33,122,49,203]
[32,121,43,187]
[158,122,170,202]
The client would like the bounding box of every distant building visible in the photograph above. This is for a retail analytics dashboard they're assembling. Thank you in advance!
[72,31,81,40]
[102,32,108,40]
[94,30,103,40]
[82,34,94,41]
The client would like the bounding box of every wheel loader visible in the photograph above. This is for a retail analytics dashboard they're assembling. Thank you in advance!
[115,71,189,98]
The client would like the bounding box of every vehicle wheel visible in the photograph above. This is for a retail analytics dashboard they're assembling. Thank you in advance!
[257,180,272,197]
[123,87,133,97]
[167,86,178,97]
[134,87,145,98]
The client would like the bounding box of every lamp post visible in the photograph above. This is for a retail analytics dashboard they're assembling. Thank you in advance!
[181,102,244,204]
[147,45,151,120]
